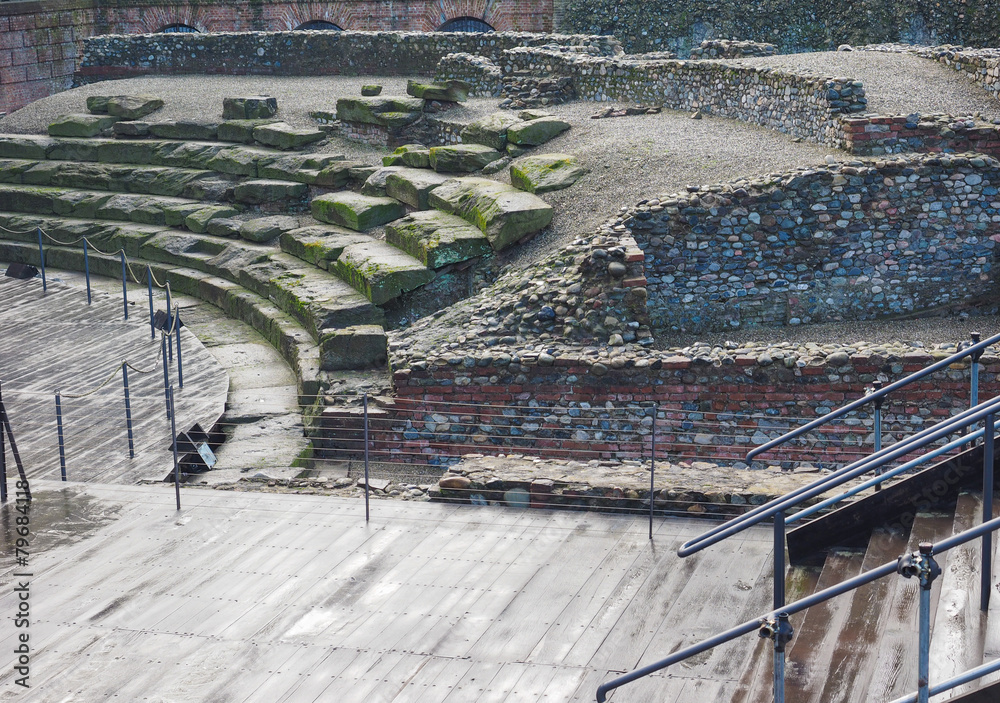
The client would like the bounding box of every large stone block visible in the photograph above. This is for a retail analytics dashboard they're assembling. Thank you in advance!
[360,166,405,197]
[406,79,470,102]
[148,121,219,140]
[509,153,588,194]
[217,118,282,143]
[427,177,553,251]
[460,112,521,150]
[223,96,278,120]
[319,325,388,370]
[428,144,504,173]
[233,179,308,205]
[333,240,434,304]
[385,168,451,209]
[239,215,300,243]
[506,116,572,146]
[386,210,491,269]
[0,136,54,160]
[252,122,325,150]
[336,97,424,128]
[106,95,164,120]
[279,226,370,269]
[311,192,406,231]
[48,114,118,138]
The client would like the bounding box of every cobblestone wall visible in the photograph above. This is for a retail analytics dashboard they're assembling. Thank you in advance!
[75,30,620,85]
[500,47,867,144]
[625,152,1000,333]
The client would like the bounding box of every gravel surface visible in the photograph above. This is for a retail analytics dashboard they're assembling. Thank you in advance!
[731,51,1000,120]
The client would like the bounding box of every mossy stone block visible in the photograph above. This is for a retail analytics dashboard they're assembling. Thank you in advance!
[428,144,503,173]
[222,96,278,120]
[320,325,388,370]
[107,95,164,120]
[184,205,241,233]
[233,179,308,205]
[239,215,299,243]
[149,121,219,140]
[510,153,588,194]
[48,114,119,138]
[336,97,424,128]
[217,118,282,143]
[311,192,406,231]
[384,168,451,210]
[333,240,434,304]
[405,79,470,102]
[506,116,572,146]
[460,112,520,150]
[385,210,490,269]
[252,122,325,150]
[279,226,370,269]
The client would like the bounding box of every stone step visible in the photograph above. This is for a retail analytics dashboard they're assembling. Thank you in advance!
[278,224,371,270]
[139,230,273,282]
[385,210,491,269]
[0,212,165,259]
[332,239,435,305]
[311,191,407,232]
[0,157,237,201]
[0,240,322,401]
[0,182,242,234]
[427,176,554,251]
[0,134,343,184]
[239,252,384,341]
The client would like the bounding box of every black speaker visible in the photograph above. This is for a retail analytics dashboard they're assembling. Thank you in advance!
[153,309,184,331]
[5,263,38,280]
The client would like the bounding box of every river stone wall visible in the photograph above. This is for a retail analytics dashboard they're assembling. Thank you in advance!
[625,152,1000,333]
[499,47,867,144]
[74,30,621,84]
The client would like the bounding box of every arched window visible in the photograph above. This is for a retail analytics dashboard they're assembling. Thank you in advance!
[438,17,494,33]
[159,24,199,33]
[295,20,343,31]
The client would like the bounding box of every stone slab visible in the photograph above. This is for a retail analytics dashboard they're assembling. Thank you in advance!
[311,192,406,231]
[385,210,491,269]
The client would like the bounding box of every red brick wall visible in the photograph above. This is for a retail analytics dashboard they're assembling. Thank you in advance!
[0,0,554,114]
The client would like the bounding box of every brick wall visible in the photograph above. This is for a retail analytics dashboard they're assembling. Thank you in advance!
[0,0,555,114]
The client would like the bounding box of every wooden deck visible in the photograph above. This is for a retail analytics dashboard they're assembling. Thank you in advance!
[0,274,228,484]
[0,482,775,702]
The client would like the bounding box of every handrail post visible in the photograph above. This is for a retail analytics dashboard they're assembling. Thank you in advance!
[161,334,171,421]
[36,227,46,293]
[165,282,173,361]
[169,385,180,510]
[774,510,786,609]
[649,406,656,540]
[773,612,792,703]
[872,379,884,491]
[971,332,982,409]
[0,382,6,503]
[983,411,994,612]
[120,250,128,320]
[83,239,91,305]
[175,304,183,389]
[122,362,134,459]
[55,391,66,481]
[899,542,942,703]
[364,392,370,523]
[146,266,154,340]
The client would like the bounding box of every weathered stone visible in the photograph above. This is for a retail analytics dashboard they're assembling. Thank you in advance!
[240,215,300,243]
[311,192,406,231]
[86,96,112,114]
[223,96,278,120]
[510,153,587,194]
[406,79,470,102]
[279,226,370,269]
[48,114,118,138]
[386,210,491,269]
[314,161,366,188]
[111,121,150,137]
[0,136,54,160]
[149,121,219,140]
[439,475,472,490]
[361,85,383,97]
[519,109,552,120]
[205,217,243,238]
[106,95,164,120]
[258,153,348,184]
[427,177,553,251]
[429,144,504,173]
[233,179,308,205]
[217,119,282,143]
[506,116,572,146]
[206,147,269,177]
[319,325,388,370]
[335,97,424,128]
[252,122,325,150]
[184,205,241,234]
[460,112,520,150]
[360,166,405,197]
[334,240,434,304]
[385,168,451,209]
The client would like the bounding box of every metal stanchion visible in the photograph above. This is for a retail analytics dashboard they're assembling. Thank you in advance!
[55,392,66,481]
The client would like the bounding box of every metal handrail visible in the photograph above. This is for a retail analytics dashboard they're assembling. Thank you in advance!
[597,510,1000,702]
[746,330,999,461]
[678,394,1000,558]
[888,657,1000,703]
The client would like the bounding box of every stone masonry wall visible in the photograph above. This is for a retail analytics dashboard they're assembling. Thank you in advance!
[499,47,867,145]
[625,153,1000,334]
[862,43,1000,100]
[74,30,620,85]
[0,0,566,114]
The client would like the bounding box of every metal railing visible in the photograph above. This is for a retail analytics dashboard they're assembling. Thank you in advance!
[600,335,1000,703]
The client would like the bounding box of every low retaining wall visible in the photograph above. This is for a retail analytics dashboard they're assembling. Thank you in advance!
[498,47,867,144]
[74,30,620,84]
[626,152,1000,333]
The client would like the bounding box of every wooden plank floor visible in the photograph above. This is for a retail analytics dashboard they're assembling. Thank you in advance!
[0,274,228,484]
[0,483,775,702]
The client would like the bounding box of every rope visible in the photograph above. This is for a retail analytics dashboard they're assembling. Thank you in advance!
[42,230,87,246]
[0,223,37,235]
[81,237,123,258]
[61,363,127,400]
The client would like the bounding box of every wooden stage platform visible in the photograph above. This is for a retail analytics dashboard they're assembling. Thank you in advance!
[0,482,774,702]
[0,274,228,484]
